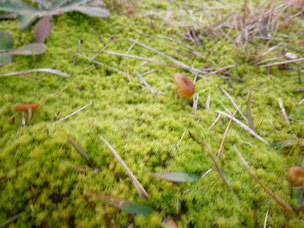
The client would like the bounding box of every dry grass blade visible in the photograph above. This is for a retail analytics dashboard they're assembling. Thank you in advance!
[215,110,269,144]
[126,38,138,54]
[100,136,149,199]
[260,58,304,67]
[55,100,92,124]
[218,108,238,158]
[278,98,292,131]
[233,145,296,214]
[73,39,81,66]
[134,70,156,97]
[142,69,160,76]
[201,134,238,199]
[206,91,211,111]
[247,88,255,131]
[126,69,131,82]
[209,113,221,130]
[102,51,177,68]
[263,210,269,228]
[78,54,126,75]
[207,65,234,75]
[174,130,187,152]
[0,68,69,78]
[193,93,199,115]
[129,38,208,74]
[220,87,248,122]
[0,212,24,228]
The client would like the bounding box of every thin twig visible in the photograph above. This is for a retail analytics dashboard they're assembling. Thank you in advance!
[157,35,212,63]
[200,0,219,37]
[263,210,269,228]
[202,133,238,199]
[91,39,113,60]
[220,87,248,122]
[209,113,221,130]
[215,110,269,144]
[102,51,177,68]
[206,91,211,111]
[260,58,304,67]
[247,88,255,131]
[277,98,292,132]
[126,38,138,54]
[126,69,131,82]
[201,169,212,178]
[0,212,24,227]
[233,145,296,215]
[267,119,277,133]
[78,54,126,75]
[134,70,156,97]
[193,93,199,115]
[207,65,234,75]
[73,40,81,66]
[174,130,187,152]
[55,100,92,124]
[100,136,149,199]
[218,108,238,158]
[129,38,208,74]
[142,69,160,76]
[0,68,69,78]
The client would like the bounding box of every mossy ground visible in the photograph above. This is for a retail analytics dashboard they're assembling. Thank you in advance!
[1,0,304,227]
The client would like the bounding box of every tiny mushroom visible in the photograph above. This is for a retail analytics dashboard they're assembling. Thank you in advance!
[15,103,40,127]
[288,166,304,186]
[173,73,195,98]
[126,5,135,14]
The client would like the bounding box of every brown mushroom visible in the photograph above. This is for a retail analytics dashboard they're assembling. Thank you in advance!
[16,103,40,126]
[288,166,304,186]
[126,5,135,14]
[173,73,195,98]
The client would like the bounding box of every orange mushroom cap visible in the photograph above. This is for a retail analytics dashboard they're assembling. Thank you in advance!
[288,166,304,186]
[16,103,40,111]
[173,73,195,98]
[126,5,135,14]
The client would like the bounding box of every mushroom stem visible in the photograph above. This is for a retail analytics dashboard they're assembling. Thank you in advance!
[28,108,32,122]
[21,111,26,127]
[175,88,179,100]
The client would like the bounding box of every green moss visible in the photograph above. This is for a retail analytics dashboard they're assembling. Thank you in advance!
[1,0,304,227]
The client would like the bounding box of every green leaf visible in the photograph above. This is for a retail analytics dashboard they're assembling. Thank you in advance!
[0,54,12,66]
[0,31,14,51]
[18,14,39,29]
[33,16,52,43]
[88,193,154,216]
[67,134,94,168]
[279,138,304,148]
[9,43,46,55]
[74,6,110,17]
[49,0,89,10]
[0,0,38,15]
[151,172,200,183]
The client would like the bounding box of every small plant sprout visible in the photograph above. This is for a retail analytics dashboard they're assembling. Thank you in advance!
[173,73,195,99]
[15,103,40,127]
[288,166,304,187]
